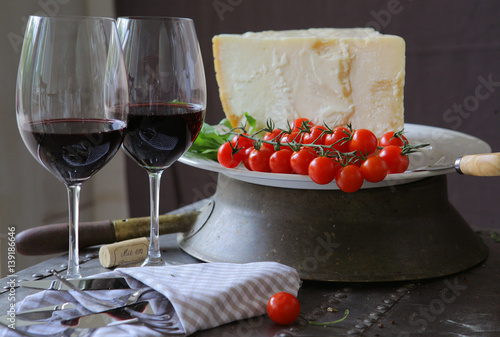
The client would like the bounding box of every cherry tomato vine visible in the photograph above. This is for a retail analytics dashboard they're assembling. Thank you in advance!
[214,117,429,193]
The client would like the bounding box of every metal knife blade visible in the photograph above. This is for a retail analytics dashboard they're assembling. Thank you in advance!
[20,277,129,291]
[0,305,71,327]
[0,301,152,329]
[405,164,455,173]
[9,303,75,321]
[60,301,152,329]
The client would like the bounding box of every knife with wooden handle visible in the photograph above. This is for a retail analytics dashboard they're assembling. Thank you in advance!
[455,152,500,176]
[15,210,199,256]
[406,152,500,175]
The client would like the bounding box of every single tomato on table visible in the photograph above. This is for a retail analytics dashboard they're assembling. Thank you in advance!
[267,292,301,325]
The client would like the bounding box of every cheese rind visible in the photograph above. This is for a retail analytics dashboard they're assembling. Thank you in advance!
[213,28,405,137]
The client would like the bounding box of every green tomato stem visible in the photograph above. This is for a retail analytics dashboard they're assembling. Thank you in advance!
[305,309,350,326]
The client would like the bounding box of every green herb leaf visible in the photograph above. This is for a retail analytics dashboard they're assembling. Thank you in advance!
[306,309,350,326]
[188,119,232,161]
[244,112,257,134]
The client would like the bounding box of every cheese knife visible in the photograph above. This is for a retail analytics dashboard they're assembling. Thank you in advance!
[15,210,199,256]
[406,152,500,176]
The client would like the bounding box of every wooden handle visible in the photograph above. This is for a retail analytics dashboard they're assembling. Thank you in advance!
[457,152,500,176]
[16,220,117,256]
[113,211,198,242]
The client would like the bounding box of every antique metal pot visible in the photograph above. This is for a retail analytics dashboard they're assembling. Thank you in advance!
[178,173,487,281]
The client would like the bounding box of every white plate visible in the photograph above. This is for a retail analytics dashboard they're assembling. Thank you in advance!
[179,123,491,190]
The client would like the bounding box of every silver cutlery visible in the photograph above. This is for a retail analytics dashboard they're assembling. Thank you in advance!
[1,285,149,323]
[51,273,152,309]
[4,303,75,322]
[0,301,152,329]
[19,276,129,291]
[59,301,152,329]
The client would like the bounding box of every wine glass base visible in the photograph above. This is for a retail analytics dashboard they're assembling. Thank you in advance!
[66,267,82,279]
[66,273,83,279]
[141,256,167,267]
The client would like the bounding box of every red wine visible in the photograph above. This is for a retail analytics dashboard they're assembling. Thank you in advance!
[20,119,126,185]
[123,103,204,171]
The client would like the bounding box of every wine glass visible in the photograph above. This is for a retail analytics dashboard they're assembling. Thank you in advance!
[117,17,206,266]
[16,16,129,278]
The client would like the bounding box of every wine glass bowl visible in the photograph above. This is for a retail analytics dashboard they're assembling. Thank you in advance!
[117,17,206,266]
[16,16,129,278]
[122,102,205,172]
[18,119,126,185]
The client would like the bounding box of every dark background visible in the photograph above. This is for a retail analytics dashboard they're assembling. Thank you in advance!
[116,0,500,230]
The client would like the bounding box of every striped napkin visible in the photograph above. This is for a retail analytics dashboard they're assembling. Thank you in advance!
[2,262,301,336]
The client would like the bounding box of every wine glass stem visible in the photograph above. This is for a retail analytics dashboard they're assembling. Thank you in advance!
[66,184,82,279]
[147,171,164,264]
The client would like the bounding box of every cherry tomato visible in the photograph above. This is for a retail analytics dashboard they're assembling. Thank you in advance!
[262,129,282,151]
[324,126,351,153]
[336,165,364,193]
[360,155,388,183]
[242,147,254,171]
[303,125,329,145]
[217,141,243,168]
[379,131,408,148]
[230,133,254,150]
[349,129,378,156]
[267,292,301,325]
[290,148,318,175]
[308,156,340,185]
[291,118,314,132]
[269,149,294,173]
[248,147,273,172]
[378,145,409,174]
[280,131,300,151]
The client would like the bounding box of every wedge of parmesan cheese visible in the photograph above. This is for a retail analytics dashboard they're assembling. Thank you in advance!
[213,28,405,137]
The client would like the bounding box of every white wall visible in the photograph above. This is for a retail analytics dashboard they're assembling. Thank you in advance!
[0,0,129,277]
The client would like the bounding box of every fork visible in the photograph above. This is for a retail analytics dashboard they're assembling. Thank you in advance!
[124,309,177,333]
[53,273,152,309]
